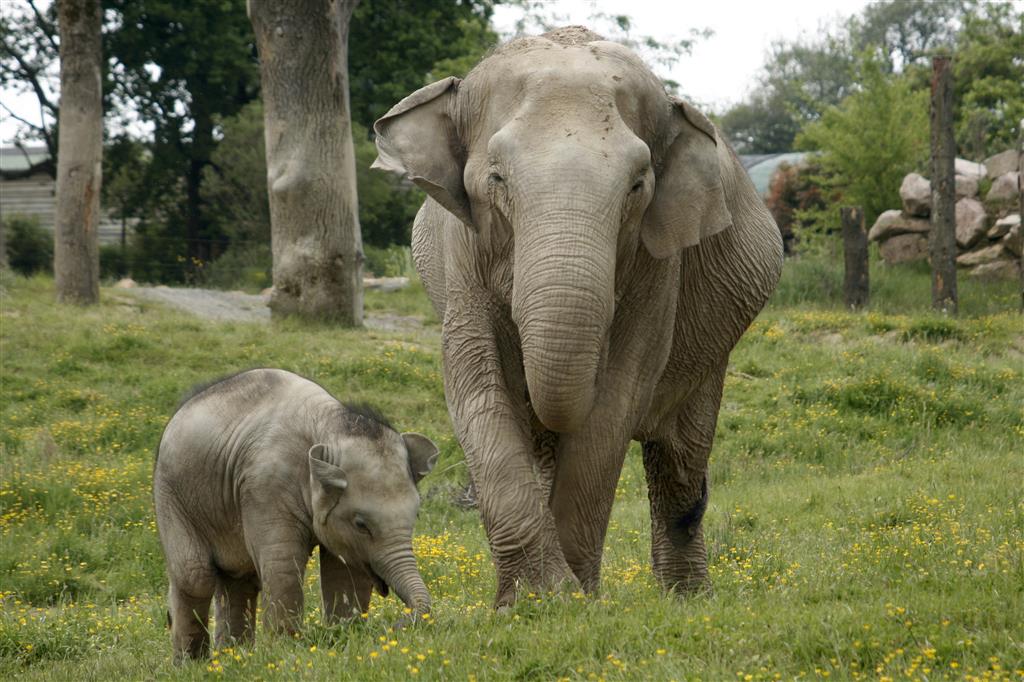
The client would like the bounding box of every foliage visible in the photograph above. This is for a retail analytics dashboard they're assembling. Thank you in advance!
[848,0,967,72]
[2,214,51,276]
[796,54,929,227]
[202,101,269,248]
[952,1,1024,159]
[348,0,498,130]
[196,243,272,293]
[764,158,839,254]
[1,268,1021,679]
[363,245,412,278]
[98,243,128,281]
[719,0,975,153]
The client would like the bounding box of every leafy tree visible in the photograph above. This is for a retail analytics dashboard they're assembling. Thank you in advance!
[952,1,1024,158]
[348,0,497,131]
[104,0,260,265]
[718,91,803,154]
[0,0,58,176]
[796,54,929,227]
[849,0,967,71]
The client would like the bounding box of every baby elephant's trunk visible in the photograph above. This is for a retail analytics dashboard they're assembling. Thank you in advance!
[373,543,431,615]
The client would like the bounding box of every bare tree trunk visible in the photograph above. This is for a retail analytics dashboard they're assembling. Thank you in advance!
[248,0,363,325]
[54,0,102,305]
[928,55,957,315]
[841,206,868,309]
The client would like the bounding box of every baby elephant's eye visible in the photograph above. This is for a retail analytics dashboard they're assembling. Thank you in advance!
[353,516,372,537]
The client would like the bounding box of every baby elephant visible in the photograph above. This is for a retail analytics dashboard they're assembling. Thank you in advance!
[154,368,438,662]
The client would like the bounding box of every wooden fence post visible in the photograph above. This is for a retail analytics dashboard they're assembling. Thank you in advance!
[929,55,958,314]
[841,206,869,309]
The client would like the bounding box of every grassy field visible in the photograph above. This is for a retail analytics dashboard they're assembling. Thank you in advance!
[1,259,1022,681]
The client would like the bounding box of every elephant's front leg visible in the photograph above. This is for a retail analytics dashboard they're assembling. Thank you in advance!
[643,363,726,594]
[443,302,577,607]
[319,548,373,623]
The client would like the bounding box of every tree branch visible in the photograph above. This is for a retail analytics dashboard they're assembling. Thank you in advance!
[26,0,59,54]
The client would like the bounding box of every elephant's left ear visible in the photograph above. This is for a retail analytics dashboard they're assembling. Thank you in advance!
[641,98,733,259]
[372,77,473,227]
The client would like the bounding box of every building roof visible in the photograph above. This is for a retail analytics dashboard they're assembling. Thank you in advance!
[0,145,50,173]
[739,152,810,196]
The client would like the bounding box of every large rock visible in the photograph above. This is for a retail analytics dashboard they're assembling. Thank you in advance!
[983,149,1021,179]
[969,259,1020,279]
[955,197,988,248]
[955,174,979,199]
[957,243,1006,267]
[868,209,931,242]
[879,233,928,264]
[900,173,931,217]
[1003,223,1022,257]
[988,213,1020,239]
[985,171,1020,204]
[954,157,987,181]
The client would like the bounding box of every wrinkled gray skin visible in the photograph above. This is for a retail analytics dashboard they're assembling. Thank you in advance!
[154,369,438,662]
[373,27,783,607]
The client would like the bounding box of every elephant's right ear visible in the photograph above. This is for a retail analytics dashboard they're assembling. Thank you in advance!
[309,444,348,503]
[372,77,473,228]
[641,98,733,258]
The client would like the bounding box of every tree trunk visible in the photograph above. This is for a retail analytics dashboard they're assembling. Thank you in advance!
[248,0,363,325]
[841,206,868,309]
[928,55,957,315]
[54,0,102,305]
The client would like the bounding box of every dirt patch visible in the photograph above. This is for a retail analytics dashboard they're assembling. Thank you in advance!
[127,286,422,331]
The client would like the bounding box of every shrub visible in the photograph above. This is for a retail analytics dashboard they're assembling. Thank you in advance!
[764,158,840,254]
[99,244,129,280]
[3,214,52,276]
[197,243,272,292]
[363,244,411,278]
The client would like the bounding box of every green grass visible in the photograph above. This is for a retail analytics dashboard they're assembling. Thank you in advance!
[1,262,1022,681]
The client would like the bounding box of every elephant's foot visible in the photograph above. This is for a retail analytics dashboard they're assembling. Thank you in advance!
[650,524,711,596]
[493,550,579,608]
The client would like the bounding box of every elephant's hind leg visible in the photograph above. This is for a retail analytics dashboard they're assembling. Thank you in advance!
[214,573,259,648]
[168,573,215,662]
[643,363,726,594]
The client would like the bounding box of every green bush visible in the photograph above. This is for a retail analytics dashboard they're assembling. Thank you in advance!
[363,244,412,277]
[197,242,272,292]
[3,214,52,276]
[99,244,129,280]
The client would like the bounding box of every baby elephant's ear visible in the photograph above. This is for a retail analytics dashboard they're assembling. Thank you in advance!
[309,444,348,494]
[401,433,439,485]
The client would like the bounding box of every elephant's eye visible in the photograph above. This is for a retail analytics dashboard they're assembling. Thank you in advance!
[489,172,505,185]
[630,178,645,194]
[353,516,372,537]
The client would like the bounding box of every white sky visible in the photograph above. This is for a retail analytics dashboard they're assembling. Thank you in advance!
[0,0,874,145]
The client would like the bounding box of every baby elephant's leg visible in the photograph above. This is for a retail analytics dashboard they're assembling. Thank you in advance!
[253,532,310,635]
[214,574,259,648]
[168,577,215,663]
[319,549,373,623]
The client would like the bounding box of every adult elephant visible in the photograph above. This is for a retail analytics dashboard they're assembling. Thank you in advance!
[373,27,783,607]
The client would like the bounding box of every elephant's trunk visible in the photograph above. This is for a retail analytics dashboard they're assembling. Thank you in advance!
[372,542,431,615]
[512,206,616,433]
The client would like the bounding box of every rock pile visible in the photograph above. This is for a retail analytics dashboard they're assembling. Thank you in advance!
[868,150,1021,279]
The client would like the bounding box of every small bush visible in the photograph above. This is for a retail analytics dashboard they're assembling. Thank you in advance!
[99,244,129,280]
[4,214,52,276]
[364,244,411,277]
[198,242,272,291]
